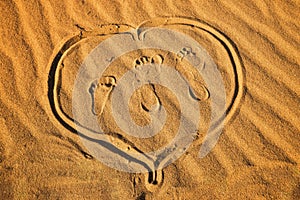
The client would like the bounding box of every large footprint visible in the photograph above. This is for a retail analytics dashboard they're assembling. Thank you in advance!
[132,54,163,117]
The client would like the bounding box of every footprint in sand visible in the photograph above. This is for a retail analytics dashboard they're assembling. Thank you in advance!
[90,76,116,116]
[132,54,164,113]
[175,47,210,102]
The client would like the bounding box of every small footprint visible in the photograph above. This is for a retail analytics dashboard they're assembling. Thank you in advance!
[90,76,116,116]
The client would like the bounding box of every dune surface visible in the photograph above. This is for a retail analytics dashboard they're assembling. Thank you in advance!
[0,0,299,199]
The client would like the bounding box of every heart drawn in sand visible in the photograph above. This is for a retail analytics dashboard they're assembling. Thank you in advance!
[48,17,244,174]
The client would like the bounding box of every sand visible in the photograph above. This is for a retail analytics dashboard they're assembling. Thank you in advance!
[0,0,299,199]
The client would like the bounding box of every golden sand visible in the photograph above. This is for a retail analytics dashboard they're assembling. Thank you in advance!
[0,0,299,199]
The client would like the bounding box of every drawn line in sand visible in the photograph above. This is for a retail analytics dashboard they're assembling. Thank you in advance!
[48,17,244,186]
